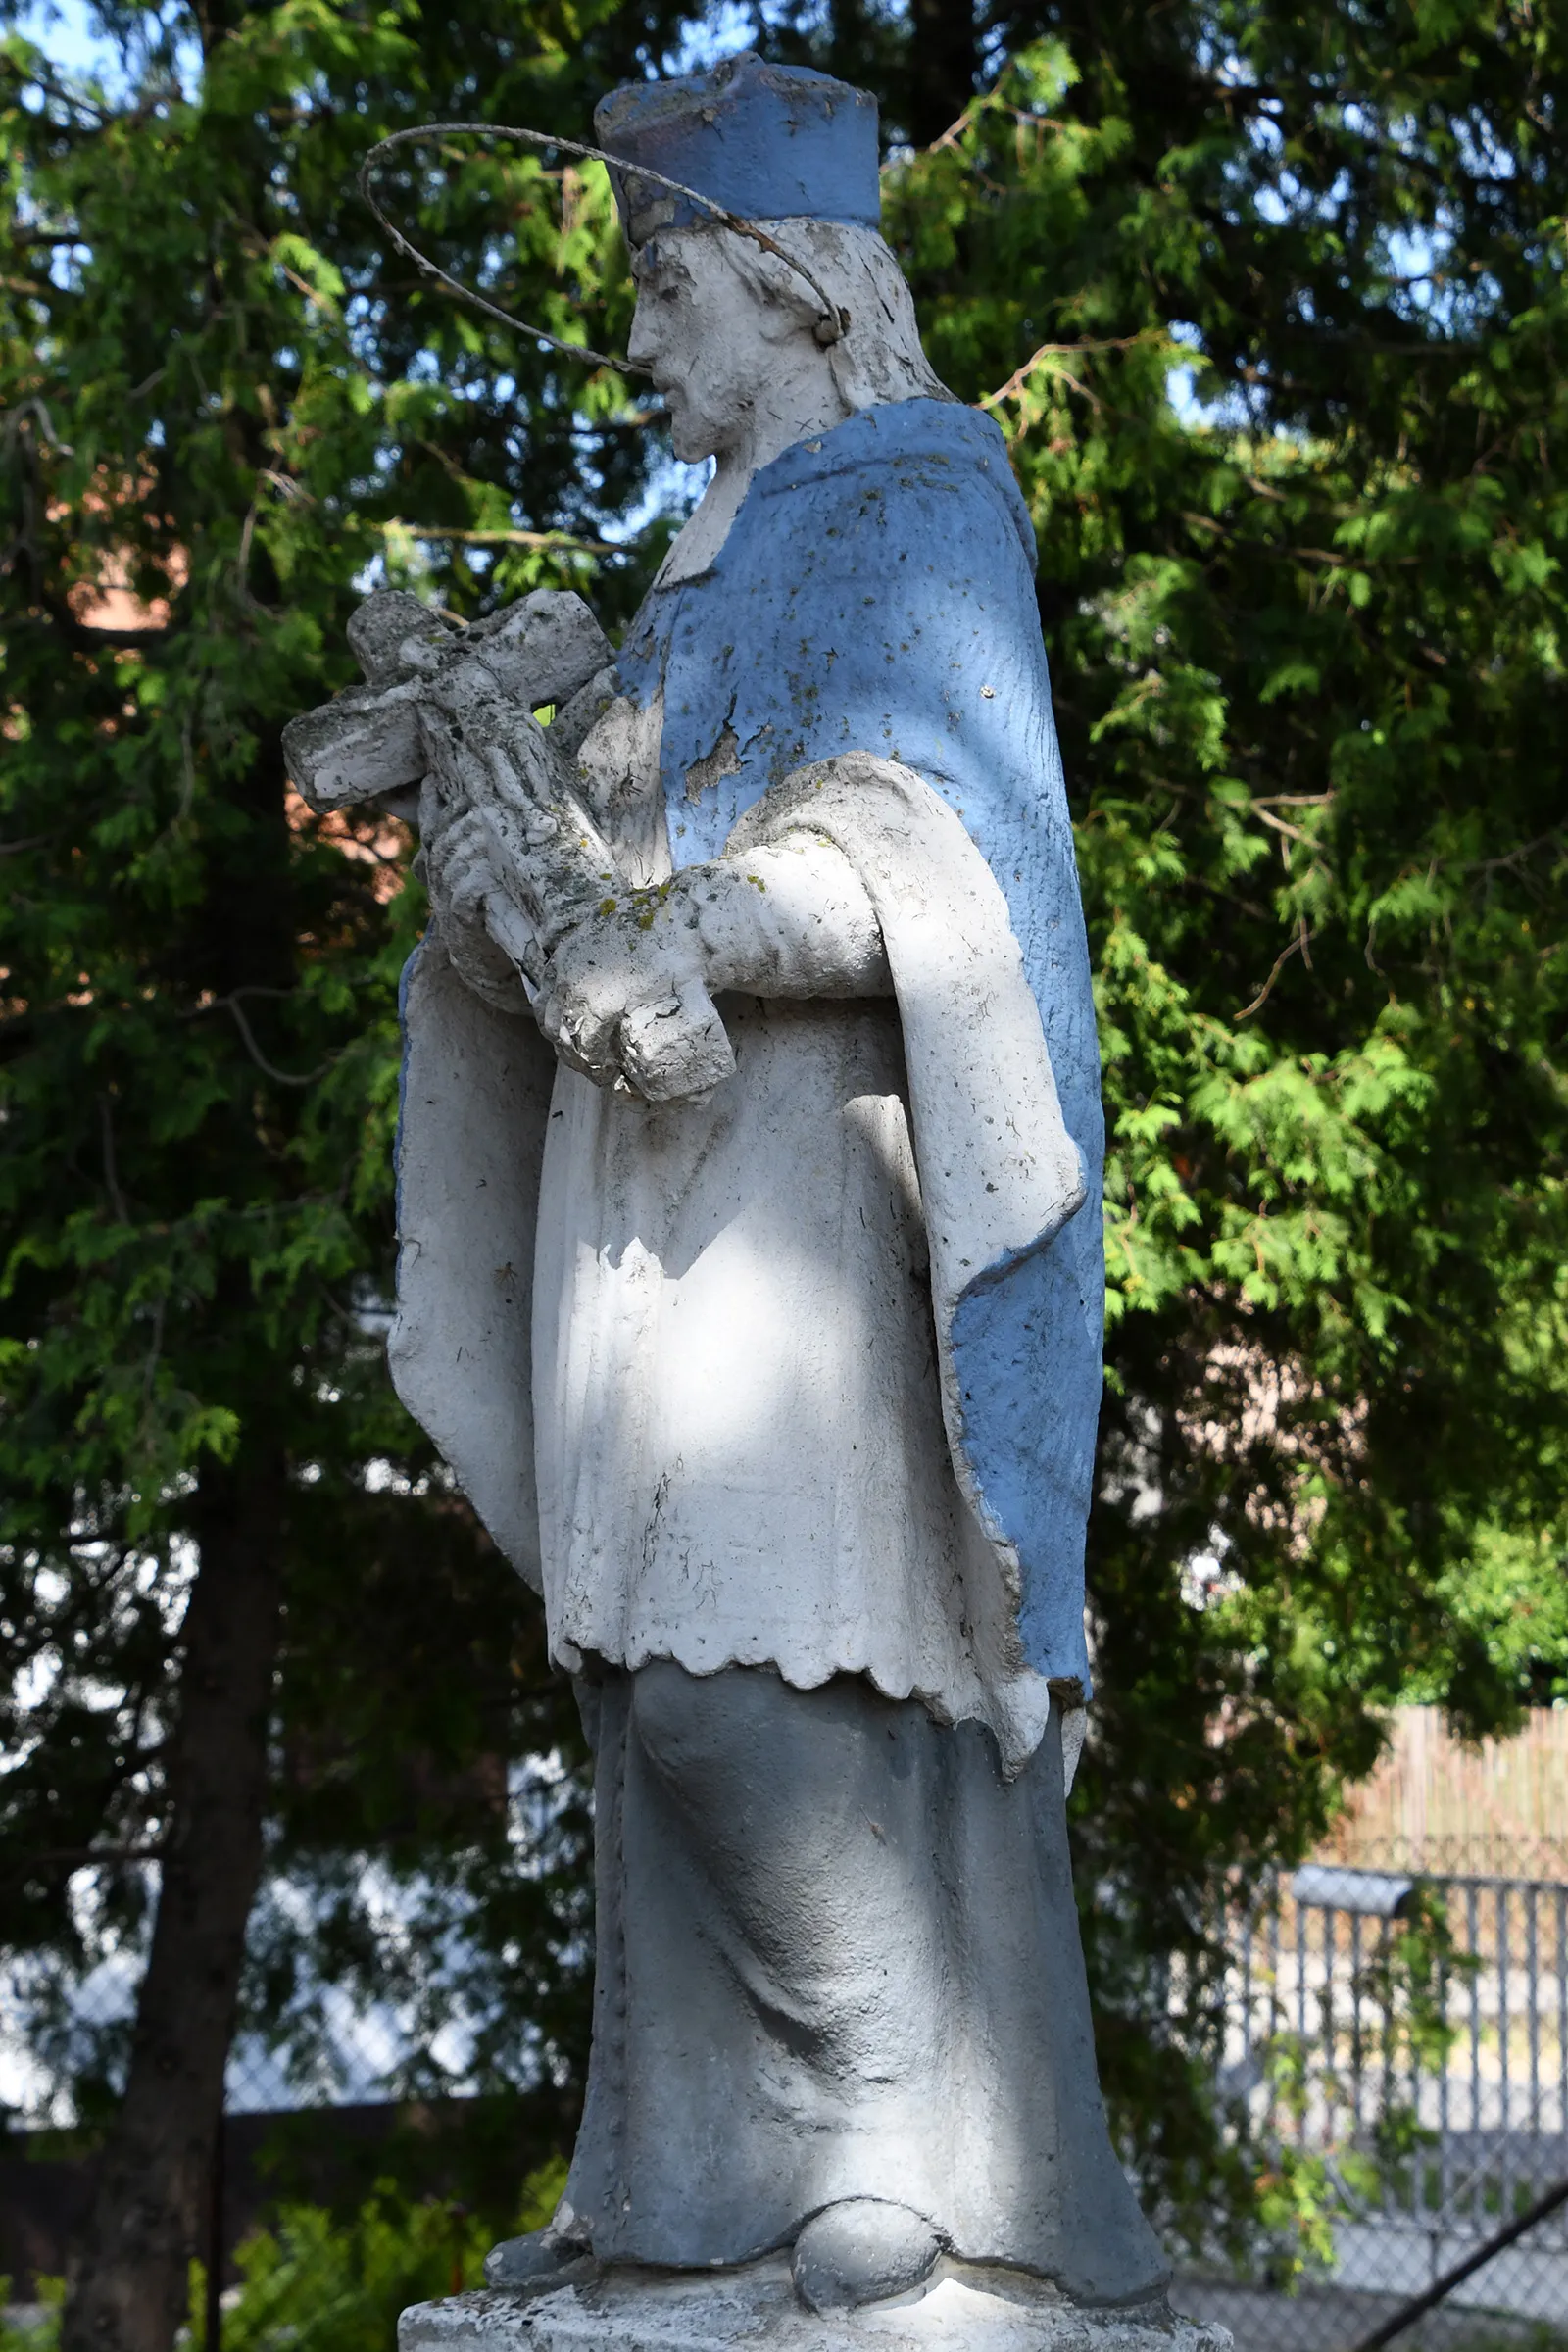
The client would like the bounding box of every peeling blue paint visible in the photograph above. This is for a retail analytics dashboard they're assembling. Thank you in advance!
[596,53,881,240]
[617,397,1103,1695]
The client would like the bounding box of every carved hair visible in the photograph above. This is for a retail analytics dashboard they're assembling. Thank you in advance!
[708,218,956,411]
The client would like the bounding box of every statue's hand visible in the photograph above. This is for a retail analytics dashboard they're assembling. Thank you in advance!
[536,840,890,1099]
[418,783,531,1015]
[536,897,718,1093]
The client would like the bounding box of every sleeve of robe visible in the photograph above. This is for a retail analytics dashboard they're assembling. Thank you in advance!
[387,943,557,1592]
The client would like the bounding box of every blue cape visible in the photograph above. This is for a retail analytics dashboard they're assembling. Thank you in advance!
[616,397,1103,1697]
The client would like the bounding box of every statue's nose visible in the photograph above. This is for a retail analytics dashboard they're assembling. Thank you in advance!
[627,306,658,371]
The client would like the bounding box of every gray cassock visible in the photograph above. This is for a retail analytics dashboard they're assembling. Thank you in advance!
[394,944,1163,2299]
[389,424,1167,2303]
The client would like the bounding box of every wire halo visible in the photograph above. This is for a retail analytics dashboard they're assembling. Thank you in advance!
[357,122,852,375]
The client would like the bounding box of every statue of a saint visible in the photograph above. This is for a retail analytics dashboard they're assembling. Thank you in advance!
[354,50,1168,2324]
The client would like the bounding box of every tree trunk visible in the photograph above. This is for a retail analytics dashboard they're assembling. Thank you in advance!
[62,1443,287,2352]
[904,0,979,146]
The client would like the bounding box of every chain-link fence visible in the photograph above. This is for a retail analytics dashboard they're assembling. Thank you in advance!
[0,1764,587,2352]
[1,2003,566,2352]
[5,1857,1567,2352]
[1173,1861,1568,2352]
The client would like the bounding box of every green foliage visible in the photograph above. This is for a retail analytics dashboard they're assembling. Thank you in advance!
[203,2188,490,2352]
[868,3,1568,2234]
[0,2166,566,2352]
[0,0,685,2128]
[4,0,1566,2276]
[0,2278,62,2352]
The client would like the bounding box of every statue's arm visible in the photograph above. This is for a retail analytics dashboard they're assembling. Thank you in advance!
[535,833,890,1088]
[676,835,891,999]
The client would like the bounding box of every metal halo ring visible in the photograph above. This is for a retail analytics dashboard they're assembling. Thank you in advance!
[358,121,852,374]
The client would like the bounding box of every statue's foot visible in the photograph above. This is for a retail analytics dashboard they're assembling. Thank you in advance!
[482,2222,596,2296]
[791,2198,941,2313]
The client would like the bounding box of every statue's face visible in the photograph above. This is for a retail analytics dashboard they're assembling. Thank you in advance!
[628,229,792,464]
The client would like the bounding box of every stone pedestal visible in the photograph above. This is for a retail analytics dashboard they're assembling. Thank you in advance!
[400,2262,1234,2352]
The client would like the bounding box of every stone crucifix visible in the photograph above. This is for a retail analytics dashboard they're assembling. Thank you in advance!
[288,49,1210,2350]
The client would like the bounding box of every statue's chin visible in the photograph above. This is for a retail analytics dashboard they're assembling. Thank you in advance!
[666,410,718,466]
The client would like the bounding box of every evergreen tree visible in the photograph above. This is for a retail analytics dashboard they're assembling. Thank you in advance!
[0,6,686,2345]
[865,0,1568,2232]
[4,0,1566,2335]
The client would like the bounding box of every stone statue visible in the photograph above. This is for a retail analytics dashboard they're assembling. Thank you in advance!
[288,50,1218,2352]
